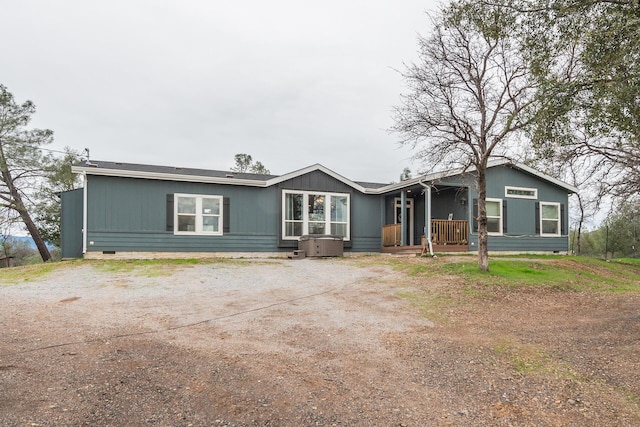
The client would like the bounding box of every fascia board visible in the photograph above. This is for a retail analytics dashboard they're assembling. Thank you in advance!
[370,160,578,195]
[265,164,368,193]
[71,165,268,187]
[510,162,579,194]
[463,159,578,193]
[370,168,465,194]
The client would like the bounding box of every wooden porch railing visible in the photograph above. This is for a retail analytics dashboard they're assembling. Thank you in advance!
[382,224,402,246]
[383,220,468,247]
[431,220,468,245]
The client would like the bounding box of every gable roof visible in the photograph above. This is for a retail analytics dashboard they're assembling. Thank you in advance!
[71,160,382,192]
[378,159,578,194]
[71,158,578,195]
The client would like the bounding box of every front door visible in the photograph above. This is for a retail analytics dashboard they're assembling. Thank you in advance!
[394,197,414,246]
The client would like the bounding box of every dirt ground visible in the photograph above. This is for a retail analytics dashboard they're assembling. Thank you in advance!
[0,256,638,426]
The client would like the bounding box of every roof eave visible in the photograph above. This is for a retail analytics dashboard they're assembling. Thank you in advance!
[265,164,368,193]
[71,165,269,187]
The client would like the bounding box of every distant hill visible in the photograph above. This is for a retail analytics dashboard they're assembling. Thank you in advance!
[3,236,55,249]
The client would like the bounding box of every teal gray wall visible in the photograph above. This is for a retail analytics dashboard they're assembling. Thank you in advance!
[63,163,572,256]
[60,188,84,258]
[82,171,384,255]
[466,165,570,252]
[384,187,469,245]
[86,175,279,253]
[275,170,383,251]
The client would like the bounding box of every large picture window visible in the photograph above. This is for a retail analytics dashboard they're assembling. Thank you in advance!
[174,194,223,235]
[540,202,561,236]
[486,198,503,235]
[283,190,350,240]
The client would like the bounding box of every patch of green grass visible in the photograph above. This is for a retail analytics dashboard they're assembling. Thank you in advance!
[494,338,586,383]
[495,339,551,374]
[91,258,257,277]
[395,289,455,322]
[492,253,567,260]
[439,260,582,289]
[434,257,640,293]
[0,260,80,285]
[613,258,640,266]
[93,258,200,273]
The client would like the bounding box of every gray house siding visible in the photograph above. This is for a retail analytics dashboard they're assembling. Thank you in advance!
[276,170,382,252]
[431,187,468,221]
[276,170,355,193]
[467,165,571,252]
[60,188,84,258]
[384,187,470,246]
[83,170,384,255]
[64,160,574,257]
[86,175,281,253]
[349,192,383,251]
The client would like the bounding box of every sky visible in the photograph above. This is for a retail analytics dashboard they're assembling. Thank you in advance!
[2,0,441,184]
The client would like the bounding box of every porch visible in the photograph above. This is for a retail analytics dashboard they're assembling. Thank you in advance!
[381,220,469,254]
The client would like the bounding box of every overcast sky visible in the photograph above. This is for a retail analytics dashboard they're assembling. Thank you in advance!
[2,1,440,183]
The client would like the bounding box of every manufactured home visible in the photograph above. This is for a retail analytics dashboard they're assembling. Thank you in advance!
[60,159,576,258]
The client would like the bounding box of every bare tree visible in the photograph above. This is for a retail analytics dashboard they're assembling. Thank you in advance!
[393,1,535,271]
[0,85,53,261]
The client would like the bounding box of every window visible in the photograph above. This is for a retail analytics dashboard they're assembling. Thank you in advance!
[486,198,503,235]
[505,186,537,199]
[174,194,223,235]
[540,202,560,236]
[283,190,350,240]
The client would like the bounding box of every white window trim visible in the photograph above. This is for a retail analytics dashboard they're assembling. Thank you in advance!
[174,193,223,236]
[282,190,350,241]
[505,186,538,199]
[540,201,561,237]
[486,198,503,236]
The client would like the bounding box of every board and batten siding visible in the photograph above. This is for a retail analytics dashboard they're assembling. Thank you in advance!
[60,188,84,258]
[467,165,571,252]
[83,170,385,255]
[276,169,383,252]
[86,175,281,253]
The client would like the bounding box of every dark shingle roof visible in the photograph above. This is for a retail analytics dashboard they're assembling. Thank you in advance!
[79,160,279,181]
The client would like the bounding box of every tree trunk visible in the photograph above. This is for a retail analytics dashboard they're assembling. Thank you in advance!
[576,195,585,255]
[13,188,51,262]
[477,169,489,271]
[0,160,51,262]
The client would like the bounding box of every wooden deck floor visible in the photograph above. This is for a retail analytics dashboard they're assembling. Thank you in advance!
[381,244,469,255]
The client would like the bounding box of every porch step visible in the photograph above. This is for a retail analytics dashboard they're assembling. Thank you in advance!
[381,244,468,255]
[288,250,306,259]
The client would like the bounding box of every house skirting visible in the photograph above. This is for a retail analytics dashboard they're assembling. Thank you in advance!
[82,250,378,260]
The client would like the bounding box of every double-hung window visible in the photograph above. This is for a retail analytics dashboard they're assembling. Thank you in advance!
[283,190,350,240]
[175,194,223,235]
[486,198,503,235]
[540,202,561,236]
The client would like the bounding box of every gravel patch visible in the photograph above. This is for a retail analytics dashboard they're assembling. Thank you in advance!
[1,257,638,426]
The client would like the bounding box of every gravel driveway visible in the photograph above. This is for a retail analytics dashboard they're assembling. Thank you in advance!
[1,257,638,426]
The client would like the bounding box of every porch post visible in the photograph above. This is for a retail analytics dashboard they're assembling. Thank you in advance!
[400,190,407,246]
[426,185,432,247]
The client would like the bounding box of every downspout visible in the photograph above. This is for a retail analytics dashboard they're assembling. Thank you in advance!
[82,171,88,255]
[419,180,434,256]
